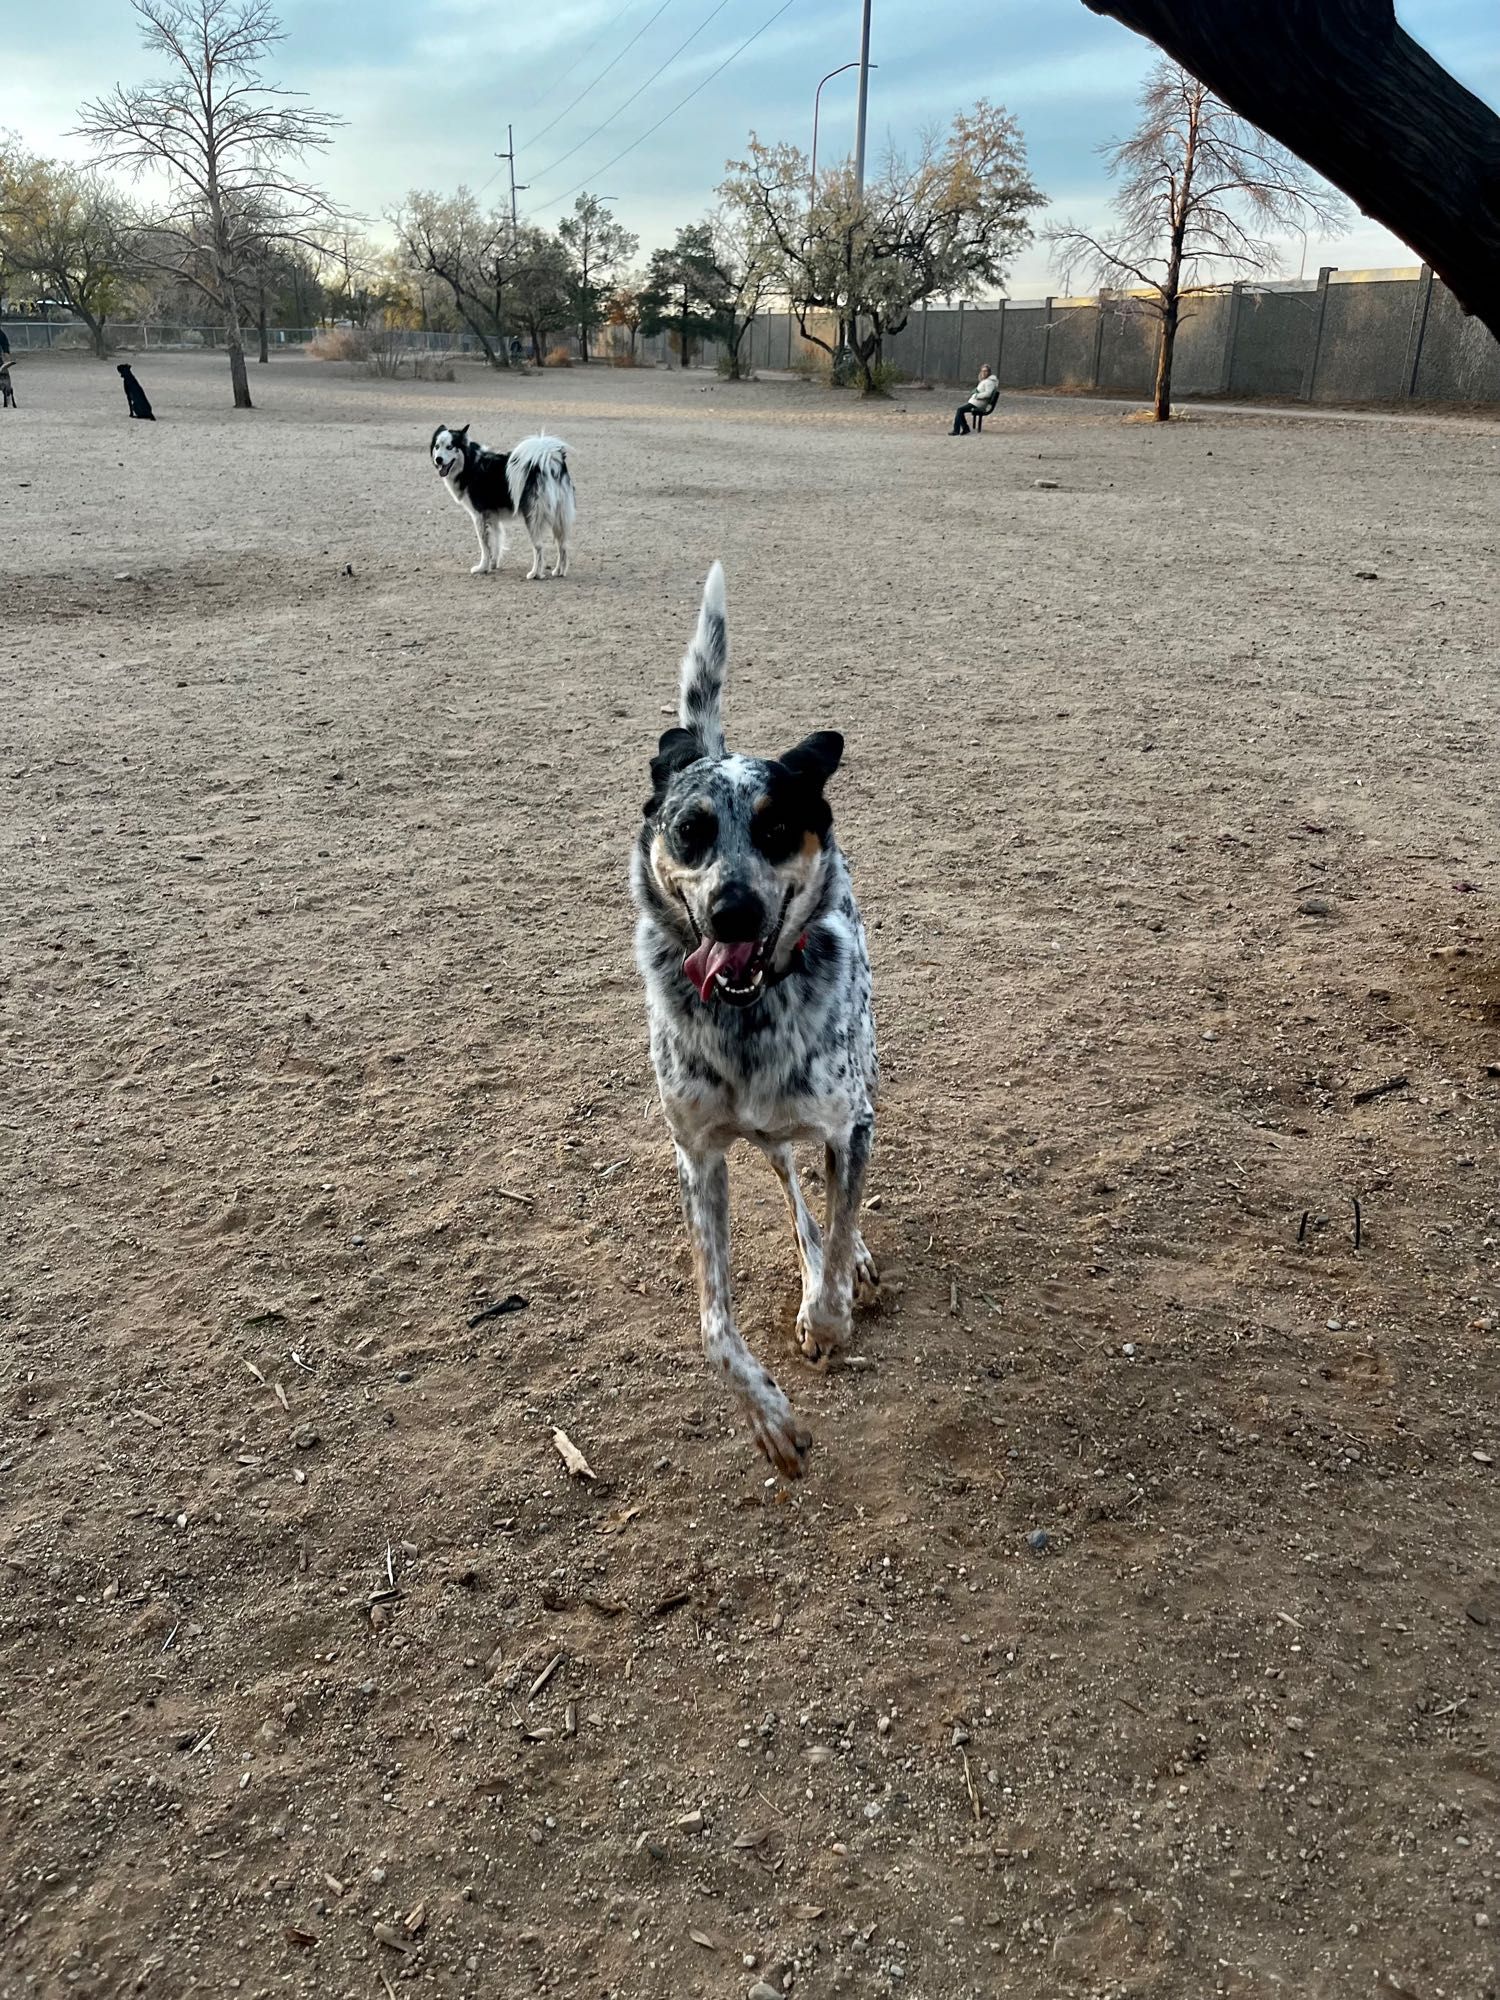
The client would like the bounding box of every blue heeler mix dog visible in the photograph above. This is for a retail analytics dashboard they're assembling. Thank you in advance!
[631,564,879,1478]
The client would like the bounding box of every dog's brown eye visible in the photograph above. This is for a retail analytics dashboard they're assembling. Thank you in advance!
[676,810,717,856]
[753,817,795,860]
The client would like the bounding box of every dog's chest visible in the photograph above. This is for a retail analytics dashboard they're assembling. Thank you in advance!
[650,991,868,1149]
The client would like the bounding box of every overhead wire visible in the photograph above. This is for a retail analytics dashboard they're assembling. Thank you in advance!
[525,0,676,149]
[527,0,738,187]
[471,0,666,199]
[526,0,800,211]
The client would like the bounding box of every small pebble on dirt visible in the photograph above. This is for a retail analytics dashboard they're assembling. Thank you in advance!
[1299,895,1333,917]
[395,1369,414,1383]
[1026,1529,1050,1554]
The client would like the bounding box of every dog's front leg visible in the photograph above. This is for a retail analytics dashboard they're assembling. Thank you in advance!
[469,512,491,574]
[758,1141,824,1317]
[797,1115,875,1366]
[676,1144,811,1479]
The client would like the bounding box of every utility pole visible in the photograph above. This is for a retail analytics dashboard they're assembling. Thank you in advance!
[841,0,873,384]
[495,125,527,239]
[851,0,873,198]
[493,127,528,365]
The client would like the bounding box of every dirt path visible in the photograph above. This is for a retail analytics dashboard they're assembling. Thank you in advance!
[2,352,1498,2000]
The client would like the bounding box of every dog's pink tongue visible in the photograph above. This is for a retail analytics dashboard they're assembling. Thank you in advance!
[683,939,756,1002]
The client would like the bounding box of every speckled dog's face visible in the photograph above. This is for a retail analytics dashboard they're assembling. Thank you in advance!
[643,732,844,1007]
[430,424,467,477]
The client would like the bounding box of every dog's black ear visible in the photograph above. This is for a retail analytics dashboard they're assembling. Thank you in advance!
[644,727,704,818]
[453,424,469,440]
[779,731,844,790]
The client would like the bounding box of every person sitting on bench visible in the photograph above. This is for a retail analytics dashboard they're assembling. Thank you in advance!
[950,364,999,435]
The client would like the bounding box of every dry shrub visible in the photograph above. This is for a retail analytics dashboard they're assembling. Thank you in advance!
[412,352,456,383]
[544,346,573,368]
[611,353,640,368]
[308,328,366,362]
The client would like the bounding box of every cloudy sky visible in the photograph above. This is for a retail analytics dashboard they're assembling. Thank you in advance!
[9,0,1498,292]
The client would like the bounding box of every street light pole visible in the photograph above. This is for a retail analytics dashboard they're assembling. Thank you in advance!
[811,61,865,197]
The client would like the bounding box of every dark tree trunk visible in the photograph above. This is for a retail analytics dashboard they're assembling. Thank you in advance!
[227,336,253,407]
[1082,0,1500,340]
[257,291,269,364]
[1152,301,1178,421]
[1152,220,1187,421]
[77,306,108,358]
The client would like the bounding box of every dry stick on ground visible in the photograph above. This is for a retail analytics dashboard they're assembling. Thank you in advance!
[1081,0,1500,342]
[1352,1073,1409,1105]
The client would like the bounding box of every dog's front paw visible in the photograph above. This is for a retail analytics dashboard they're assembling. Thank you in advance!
[744,1379,811,1480]
[796,1301,851,1369]
[854,1234,881,1308]
[470,561,490,575]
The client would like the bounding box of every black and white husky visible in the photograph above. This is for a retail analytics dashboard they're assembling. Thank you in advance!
[430,424,575,579]
[632,564,880,1479]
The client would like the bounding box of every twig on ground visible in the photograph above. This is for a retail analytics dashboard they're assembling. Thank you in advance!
[1352,1074,1408,1106]
[528,1652,566,1701]
[466,1293,528,1329]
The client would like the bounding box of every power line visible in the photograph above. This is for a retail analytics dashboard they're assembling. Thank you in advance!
[522,0,651,130]
[529,0,799,210]
[526,0,676,150]
[471,0,673,199]
[528,0,737,188]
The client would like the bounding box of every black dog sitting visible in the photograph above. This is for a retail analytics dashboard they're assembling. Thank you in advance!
[117,363,155,420]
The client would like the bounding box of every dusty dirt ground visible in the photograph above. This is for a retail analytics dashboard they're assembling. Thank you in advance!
[3,350,1500,2000]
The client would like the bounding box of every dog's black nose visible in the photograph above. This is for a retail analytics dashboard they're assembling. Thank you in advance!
[709,882,766,942]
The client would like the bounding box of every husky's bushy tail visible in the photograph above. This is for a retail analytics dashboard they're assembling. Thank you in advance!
[507,434,575,579]
[679,561,727,757]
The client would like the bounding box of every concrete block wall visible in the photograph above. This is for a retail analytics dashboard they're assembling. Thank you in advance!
[723,267,1499,408]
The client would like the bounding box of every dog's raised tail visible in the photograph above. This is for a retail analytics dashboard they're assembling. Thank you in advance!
[680,561,728,757]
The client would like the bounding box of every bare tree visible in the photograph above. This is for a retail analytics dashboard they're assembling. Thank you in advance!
[392,189,518,366]
[75,0,341,408]
[701,208,774,380]
[724,102,1043,394]
[1048,62,1348,420]
[317,228,395,328]
[557,193,638,363]
[1081,0,1500,343]
[0,150,133,356]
